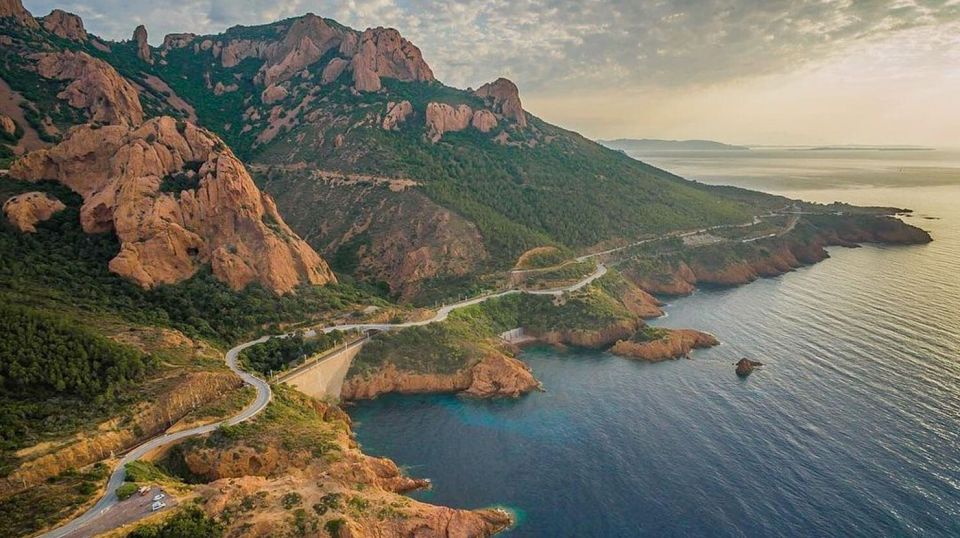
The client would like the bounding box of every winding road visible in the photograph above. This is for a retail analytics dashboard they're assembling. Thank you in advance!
[41,207,799,537]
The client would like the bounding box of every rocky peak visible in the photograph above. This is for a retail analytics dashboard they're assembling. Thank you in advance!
[133,24,152,63]
[351,27,435,92]
[474,77,527,128]
[162,33,196,50]
[255,14,345,86]
[41,9,87,41]
[10,117,336,294]
[0,0,37,28]
[36,50,144,126]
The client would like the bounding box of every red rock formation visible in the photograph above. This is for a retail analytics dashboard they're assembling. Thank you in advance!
[425,102,473,142]
[162,32,196,50]
[256,14,343,86]
[320,57,349,84]
[341,353,540,400]
[260,83,288,104]
[133,24,152,63]
[0,114,15,136]
[41,9,87,41]
[381,100,412,130]
[475,77,527,128]
[2,191,65,232]
[351,27,435,92]
[10,117,336,293]
[0,0,38,28]
[35,51,144,126]
[610,329,719,362]
[471,108,498,132]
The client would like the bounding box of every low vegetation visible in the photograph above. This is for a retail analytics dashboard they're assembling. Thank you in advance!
[126,504,223,538]
[0,463,109,538]
[240,331,347,376]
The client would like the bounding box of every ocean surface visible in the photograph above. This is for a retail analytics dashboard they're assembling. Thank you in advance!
[348,149,960,537]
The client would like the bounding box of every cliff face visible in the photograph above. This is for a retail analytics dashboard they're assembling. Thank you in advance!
[0,369,242,496]
[40,9,87,41]
[0,0,37,28]
[341,352,540,400]
[35,50,144,126]
[623,216,931,296]
[10,117,336,293]
[610,329,719,362]
[180,390,512,537]
[474,78,527,128]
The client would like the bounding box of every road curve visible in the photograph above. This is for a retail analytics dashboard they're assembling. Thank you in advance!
[40,339,273,538]
[40,208,799,537]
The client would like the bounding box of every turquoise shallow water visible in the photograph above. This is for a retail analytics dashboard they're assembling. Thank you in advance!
[349,177,960,536]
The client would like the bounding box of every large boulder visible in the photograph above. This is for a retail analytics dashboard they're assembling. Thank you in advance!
[2,192,65,233]
[41,9,87,41]
[474,78,527,128]
[471,109,498,133]
[425,102,472,142]
[10,117,336,294]
[320,57,349,85]
[35,51,144,126]
[0,114,15,137]
[381,100,412,130]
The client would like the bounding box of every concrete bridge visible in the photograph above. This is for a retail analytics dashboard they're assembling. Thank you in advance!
[274,335,370,400]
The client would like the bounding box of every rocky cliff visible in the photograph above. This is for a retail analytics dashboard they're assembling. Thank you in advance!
[0,0,37,28]
[610,329,719,362]
[40,9,87,41]
[475,78,527,128]
[10,117,336,293]
[177,388,512,537]
[35,50,144,126]
[341,352,540,400]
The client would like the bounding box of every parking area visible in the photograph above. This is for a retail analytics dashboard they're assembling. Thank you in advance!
[62,486,177,538]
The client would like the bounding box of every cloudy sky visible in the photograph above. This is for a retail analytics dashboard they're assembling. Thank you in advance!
[23,0,960,146]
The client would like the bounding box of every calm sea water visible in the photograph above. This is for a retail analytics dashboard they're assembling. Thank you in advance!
[349,150,960,537]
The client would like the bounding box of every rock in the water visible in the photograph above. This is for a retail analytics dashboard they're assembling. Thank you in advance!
[2,191,66,232]
[735,358,763,377]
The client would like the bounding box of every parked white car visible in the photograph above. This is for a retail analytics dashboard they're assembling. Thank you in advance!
[153,493,165,501]
[151,501,166,511]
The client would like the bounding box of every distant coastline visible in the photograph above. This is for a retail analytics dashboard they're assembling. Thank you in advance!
[599,138,750,151]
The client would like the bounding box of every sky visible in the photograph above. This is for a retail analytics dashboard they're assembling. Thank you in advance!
[23,0,960,146]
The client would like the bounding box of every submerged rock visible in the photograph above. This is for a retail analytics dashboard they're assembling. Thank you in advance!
[735,358,763,377]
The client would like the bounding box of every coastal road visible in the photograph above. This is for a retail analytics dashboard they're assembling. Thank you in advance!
[41,207,796,536]
[40,339,273,538]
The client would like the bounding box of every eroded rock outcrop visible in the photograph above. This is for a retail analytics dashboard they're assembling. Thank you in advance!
[381,100,412,130]
[133,24,152,63]
[341,353,540,400]
[162,32,196,50]
[610,329,719,362]
[472,108,498,133]
[10,117,336,293]
[0,0,38,28]
[351,27,435,92]
[320,57,349,84]
[425,102,472,142]
[41,9,87,41]
[0,114,15,136]
[475,77,527,128]
[2,191,65,232]
[35,50,144,126]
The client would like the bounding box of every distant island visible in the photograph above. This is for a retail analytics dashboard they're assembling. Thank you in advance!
[599,138,750,151]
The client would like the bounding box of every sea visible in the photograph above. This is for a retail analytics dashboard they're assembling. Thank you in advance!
[348,147,960,537]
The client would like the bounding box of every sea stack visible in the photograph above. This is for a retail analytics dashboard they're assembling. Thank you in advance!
[735,358,763,377]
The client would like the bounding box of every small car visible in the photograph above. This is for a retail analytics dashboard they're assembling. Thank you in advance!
[153,493,165,501]
[151,501,166,511]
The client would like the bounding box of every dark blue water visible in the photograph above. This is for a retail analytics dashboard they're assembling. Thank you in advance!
[348,185,960,537]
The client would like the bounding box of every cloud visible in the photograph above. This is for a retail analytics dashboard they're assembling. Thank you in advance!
[20,0,960,144]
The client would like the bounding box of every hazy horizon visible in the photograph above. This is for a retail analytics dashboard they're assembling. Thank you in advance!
[22,0,960,147]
